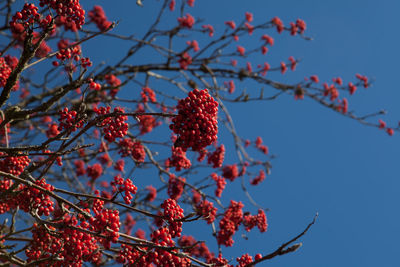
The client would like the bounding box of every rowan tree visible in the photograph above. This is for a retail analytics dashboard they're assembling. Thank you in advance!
[0,0,396,266]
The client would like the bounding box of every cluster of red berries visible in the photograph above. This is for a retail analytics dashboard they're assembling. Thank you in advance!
[94,106,129,142]
[39,0,85,30]
[58,107,84,132]
[89,208,120,248]
[118,138,146,162]
[122,213,136,235]
[146,185,157,202]
[110,175,137,204]
[237,253,254,266]
[10,3,40,30]
[25,224,61,264]
[114,159,125,171]
[0,57,13,88]
[166,146,192,171]
[217,200,244,247]
[86,163,103,181]
[196,199,217,224]
[378,119,394,136]
[170,89,218,151]
[161,198,184,238]
[54,39,92,69]
[323,82,339,101]
[224,80,235,94]
[150,227,192,266]
[243,209,268,233]
[178,235,214,262]
[207,144,225,168]
[74,159,86,176]
[237,45,245,56]
[271,16,284,33]
[178,52,192,69]
[105,74,121,97]
[222,164,239,181]
[178,13,195,28]
[255,136,269,155]
[250,169,266,185]
[26,218,101,266]
[0,153,30,176]
[225,20,236,29]
[202,24,214,37]
[211,172,226,198]
[167,174,186,200]
[61,216,102,265]
[18,178,55,216]
[355,73,369,88]
[88,5,112,31]
[135,104,161,134]
[141,87,157,103]
[186,40,199,52]
[117,244,151,266]
[290,19,307,35]
[197,148,208,162]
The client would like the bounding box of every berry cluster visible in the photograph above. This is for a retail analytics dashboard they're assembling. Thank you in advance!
[135,104,160,134]
[243,209,268,233]
[170,89,218,151]
[141,87,157,103]
[178,52,192,69]
[54,39,92,69]
[237,253,254,267]
[178,13,195,28]
[178,235,214,262]
[166,146,192,171]
[0,153,30,176]
[0,57,13,88]
[58,107,84,132]
[207,144,225,168]
[222,164,239,181]
[110,175,137,204]
[161,198,184,238]
[186,40,199,52]
[378,119,394,136]
[167,174,186,200]
[18,178,55,216]
[146,185,157,202]
[26,219,101,266]
[39,0,85,30]
[118,138,146,162]
[225,20,236,29]
[89,208,120,248]
[211,172,226,198]
[202,24,214,37]
[255,136,269,155]
[197,148,208,162]
[86,163,103,181]
[217,200,244,247]
[224,80,235,94]
[196,199,217,224]
[150,227,192,266]
[88,5,112,31]
[74,159,86,176]
[105,74,121,97]
[114,159,125,171]
[117,244,151,266]
[250,169,266,185]
[10,3,40,30]
[94,106,129,142]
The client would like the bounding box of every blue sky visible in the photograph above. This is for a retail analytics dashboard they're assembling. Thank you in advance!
[22,0,399,266]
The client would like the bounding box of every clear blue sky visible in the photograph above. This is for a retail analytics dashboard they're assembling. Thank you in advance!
[82,1,400,266]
